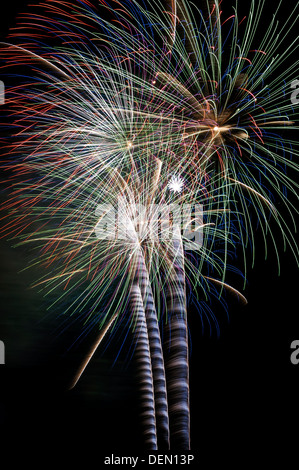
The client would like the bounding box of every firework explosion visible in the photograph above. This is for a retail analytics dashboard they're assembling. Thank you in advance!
[0,0,298,451]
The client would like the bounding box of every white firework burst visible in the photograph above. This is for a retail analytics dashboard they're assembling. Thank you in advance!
[167,175,184,193]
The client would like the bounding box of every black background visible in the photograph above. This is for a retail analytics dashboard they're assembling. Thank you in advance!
[0,0,298,466]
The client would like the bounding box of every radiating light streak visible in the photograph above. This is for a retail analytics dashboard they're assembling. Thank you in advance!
[68,313,118,390]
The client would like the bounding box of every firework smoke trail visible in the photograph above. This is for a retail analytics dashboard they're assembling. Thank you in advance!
[136,248,170,449]
[0,0,298,450]
[164,232,190,450]
[130,266,157,450]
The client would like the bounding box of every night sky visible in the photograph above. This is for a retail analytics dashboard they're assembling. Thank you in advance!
[0,0,298,465]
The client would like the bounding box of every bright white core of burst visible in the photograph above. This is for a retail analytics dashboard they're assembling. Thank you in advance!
[168,175,184,193]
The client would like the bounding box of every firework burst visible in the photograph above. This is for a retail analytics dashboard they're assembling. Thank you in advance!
[0,0,298,450]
